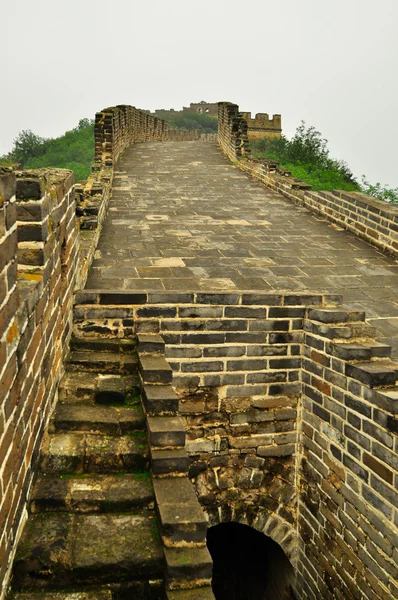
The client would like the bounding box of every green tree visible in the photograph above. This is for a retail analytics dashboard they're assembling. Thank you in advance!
[11,130,48,166]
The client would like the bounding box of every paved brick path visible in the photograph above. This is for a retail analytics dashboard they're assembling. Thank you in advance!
[86,141,398,354]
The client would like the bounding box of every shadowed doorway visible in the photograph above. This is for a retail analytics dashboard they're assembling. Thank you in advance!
[207,522,296,600]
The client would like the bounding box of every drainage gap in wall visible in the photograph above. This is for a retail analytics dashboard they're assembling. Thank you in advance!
[95,391,125,406]
[207,522,296,600]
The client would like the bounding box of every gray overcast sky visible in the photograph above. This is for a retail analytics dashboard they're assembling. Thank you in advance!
[2,0,397,187]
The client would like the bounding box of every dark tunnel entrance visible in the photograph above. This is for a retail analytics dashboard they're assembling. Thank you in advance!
[207,522,297,600]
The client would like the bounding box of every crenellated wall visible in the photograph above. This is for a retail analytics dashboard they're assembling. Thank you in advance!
[240,111,282,140]
[218,102,398,258]
[0,167,78,597]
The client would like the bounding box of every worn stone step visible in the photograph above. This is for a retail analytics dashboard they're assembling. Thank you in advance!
[58,372,140,404]
[140,355,173,384]
[147,416,186,448]
[70,336,137,354]
[137,333,165,354]
[307,308,366,324]
[167,588,215,600]
[12,512,164,589]
[345,361,398,387]
[51,404,145,435]
[11,591,113,599]
[151,448,189,475]
[164,546,212,590]
[142,384,179,415]
[328,341,392,361]
[40,432,148,474]
[154,477,207,546]
[67,351,138,374]
[30,472,154,513]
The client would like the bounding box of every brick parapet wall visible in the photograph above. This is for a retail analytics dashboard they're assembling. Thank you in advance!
[0,168,78,599]
[218,102,398,258]
[93,105,168,170]
[217,102,251,163]
[297,313,398,600]
[73,290,398,598]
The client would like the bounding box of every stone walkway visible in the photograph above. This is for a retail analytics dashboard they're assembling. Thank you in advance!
[86,141,398,354]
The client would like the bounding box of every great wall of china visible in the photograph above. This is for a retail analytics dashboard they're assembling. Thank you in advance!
[0,102,397,600]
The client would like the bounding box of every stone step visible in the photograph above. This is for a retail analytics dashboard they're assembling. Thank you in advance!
[143,384,179,415]
[139,355,173,384]
[51,404,145,435]
[304,320,376,341]
[164,546,212,590]
[137,333,165,355]
[167,588,215,600]
[11,592,113,600]
[147,416,186,448]
[151,448,189,475]
[328,341,392,362]
[58,372,140,404]
[307,308,366,324]
[40,432,148,474]
[30,472,154,514]
[67,350,138,374]
[70,336,137,354]
[12,512,164,590]
[345,361,398,388]
[154,477,207,546]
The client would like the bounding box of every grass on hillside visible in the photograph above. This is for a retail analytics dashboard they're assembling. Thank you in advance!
[250,123,398,204]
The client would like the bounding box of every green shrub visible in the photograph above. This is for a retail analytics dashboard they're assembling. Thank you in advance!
[249,122,398,197]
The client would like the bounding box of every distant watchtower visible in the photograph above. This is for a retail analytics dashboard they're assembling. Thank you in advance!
[241,112,282,140]
[183,101,219,116]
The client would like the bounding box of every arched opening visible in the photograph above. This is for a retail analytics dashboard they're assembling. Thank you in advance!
[207,522,296,600]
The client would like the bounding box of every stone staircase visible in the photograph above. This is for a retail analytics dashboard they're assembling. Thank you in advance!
[8,335,215,600]
[8,339,164,600]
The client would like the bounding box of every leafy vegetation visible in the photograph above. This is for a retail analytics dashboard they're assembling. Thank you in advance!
[360,177,398,206]
[168,112,217,133]
[0,119,94,182]
[250,122,398,204]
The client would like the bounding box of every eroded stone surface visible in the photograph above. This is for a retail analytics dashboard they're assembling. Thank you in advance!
[12,513,163,588]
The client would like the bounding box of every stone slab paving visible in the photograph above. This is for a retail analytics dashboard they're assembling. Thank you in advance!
[86,141,398,355]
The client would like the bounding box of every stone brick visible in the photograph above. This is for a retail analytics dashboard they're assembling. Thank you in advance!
[363,453,393,484]
[362,420,393,449]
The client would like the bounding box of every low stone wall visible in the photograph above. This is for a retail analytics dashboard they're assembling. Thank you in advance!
[0,168,78,597]
[167,128,201,141]
[218,102,398,258]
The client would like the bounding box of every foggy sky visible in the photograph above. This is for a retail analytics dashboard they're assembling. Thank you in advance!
[2,0,397,187]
